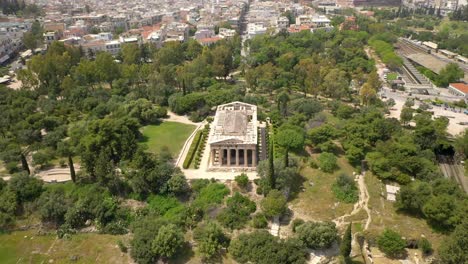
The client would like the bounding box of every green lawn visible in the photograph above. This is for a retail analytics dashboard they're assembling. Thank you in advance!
[0,230,131,264]
[290,156,355,222]
[386,72,398,81]
[365,172,446,250]
[141,122,196,157]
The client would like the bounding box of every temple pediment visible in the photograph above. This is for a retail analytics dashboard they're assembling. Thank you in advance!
[211,138,246,145]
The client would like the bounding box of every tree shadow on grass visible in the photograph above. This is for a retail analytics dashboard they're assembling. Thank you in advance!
[287,173,306,201]
[139,134,150,143]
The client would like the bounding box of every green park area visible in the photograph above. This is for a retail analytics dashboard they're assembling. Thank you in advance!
[291,156,355,221]
[141,121,196,157]
[0,229,130,264]
[386,72,398,81]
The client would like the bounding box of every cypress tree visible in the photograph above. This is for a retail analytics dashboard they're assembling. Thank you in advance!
[21,153,30,175]
[68,155,76,183]
[268,140,275,189]
[340,223,352,260]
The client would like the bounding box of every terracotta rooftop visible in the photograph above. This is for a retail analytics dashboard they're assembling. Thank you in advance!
[450,83,468,94]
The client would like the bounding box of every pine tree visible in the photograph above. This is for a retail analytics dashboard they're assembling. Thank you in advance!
[340,223,352,259]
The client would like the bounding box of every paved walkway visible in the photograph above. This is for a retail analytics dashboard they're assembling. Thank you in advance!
[162,111,203,167]
[183,169,257,181]
[175,122,205,167]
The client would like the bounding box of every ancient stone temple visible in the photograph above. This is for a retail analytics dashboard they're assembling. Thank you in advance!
[208,102,257,170]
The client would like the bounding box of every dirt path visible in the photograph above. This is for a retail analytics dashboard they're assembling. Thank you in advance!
[333,173,371,230]
[164,111,200,125]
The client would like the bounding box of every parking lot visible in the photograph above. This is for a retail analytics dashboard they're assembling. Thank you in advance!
[382,87,468,136]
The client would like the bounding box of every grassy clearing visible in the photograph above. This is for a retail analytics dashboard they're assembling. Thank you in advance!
[365,173,446,249]
[386,72,398,81]
[0,229,130,264]
[290,156,355,222]
[141,121,196,157]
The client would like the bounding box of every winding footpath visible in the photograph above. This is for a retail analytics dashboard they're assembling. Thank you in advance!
[333,173,371,230]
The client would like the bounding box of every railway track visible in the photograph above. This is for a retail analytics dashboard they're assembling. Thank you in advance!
[395,39,435,87]
[437,155,468,193]
[397,39,431,55]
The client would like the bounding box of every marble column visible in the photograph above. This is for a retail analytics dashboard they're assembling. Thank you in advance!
[244,148,248,167]
[220,148,225,166]
[252,149,257,167]
[211,149,215,165]
[227,148,231,166]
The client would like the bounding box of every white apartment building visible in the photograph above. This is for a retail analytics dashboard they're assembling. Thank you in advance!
[105,40,121,56]
[276,16,289,29]
[247,23,267,39]
[219,28,236,38]
[44,31,59,44]
[312,16,331,28]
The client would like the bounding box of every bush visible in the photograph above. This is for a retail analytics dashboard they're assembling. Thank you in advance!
[251,213,268,229]
[229,230,308,264]
[317,152,337,173]
[8,174,43,203]
[190,179,210,193]
[151,224,185,258]
[309,159,319,169]
[193,222,229,260]
[292,218,305,232]
[332,174,358,203]
[183,130,203,169]
[418,237,432,255]
[100,221,128,235]
[192,182,229,210]
[32,150,53,168]
[217,192,256,229]
[235,173,249,189]
[166,173,190,196]
[296,221,337,249]
[117,240,128,253]
[5,161,19,173]
[377,229,406,258]
[261,189,287,218]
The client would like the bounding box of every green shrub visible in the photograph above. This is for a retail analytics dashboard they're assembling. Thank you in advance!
[252,213,268,229]
[418,237,432,255]
[317,152,337,173]
[235,173,249,189]
[296,221,338,249]
[332,174,358,203]
[100,221,128,235]
[33,150,53,168]
[292,218,305,232]
[309,159,319,169]
[117,240,128,253]
[193,183,229,210]
[183,130,203,169]
[377,229,406,258]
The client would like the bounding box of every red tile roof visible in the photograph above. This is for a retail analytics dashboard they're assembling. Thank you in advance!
[450,83,468,94]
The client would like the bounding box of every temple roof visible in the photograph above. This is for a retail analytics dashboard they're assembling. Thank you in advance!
[208,102,257,145]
